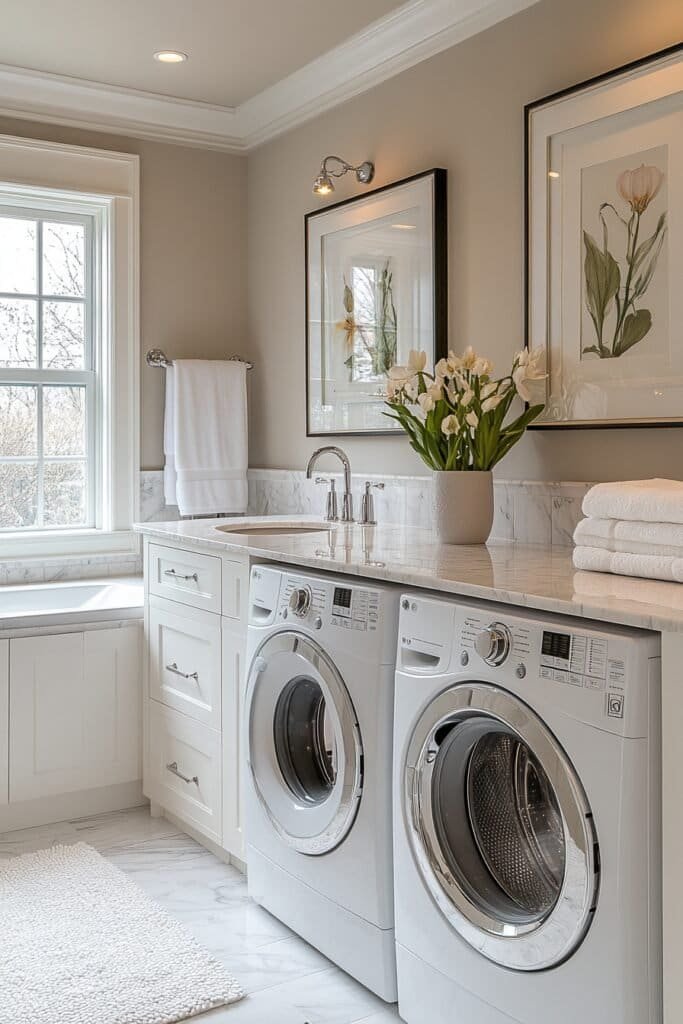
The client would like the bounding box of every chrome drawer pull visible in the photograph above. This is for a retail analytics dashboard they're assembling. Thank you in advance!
[164,569,199,582]
[166,761,199,786]
[165,661,199,681]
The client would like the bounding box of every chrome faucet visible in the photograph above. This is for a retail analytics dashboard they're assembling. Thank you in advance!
[306,446,354,523]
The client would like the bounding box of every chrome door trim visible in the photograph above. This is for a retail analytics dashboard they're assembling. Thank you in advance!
[247,630,363,856]
[404,682,599,971]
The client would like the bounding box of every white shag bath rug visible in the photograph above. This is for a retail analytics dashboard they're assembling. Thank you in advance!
[0,842,244,1024]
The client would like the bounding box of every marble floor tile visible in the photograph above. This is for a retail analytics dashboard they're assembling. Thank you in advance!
[265,965,396,1024]
[0,806,403,1023]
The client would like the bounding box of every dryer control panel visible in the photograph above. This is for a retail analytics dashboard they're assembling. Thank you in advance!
[398,594,660,738]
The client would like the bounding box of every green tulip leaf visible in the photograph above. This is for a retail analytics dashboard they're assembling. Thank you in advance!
[583,230,620,348]
[614,309,652,356]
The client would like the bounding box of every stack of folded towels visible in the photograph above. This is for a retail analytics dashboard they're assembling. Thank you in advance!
[573,478,683,583]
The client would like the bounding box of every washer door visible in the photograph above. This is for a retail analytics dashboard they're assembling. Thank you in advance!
[404,682,599,971]
[247,631,363,855]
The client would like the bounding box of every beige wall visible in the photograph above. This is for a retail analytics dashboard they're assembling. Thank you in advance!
[0,115,247,469]
[247,0,683,481]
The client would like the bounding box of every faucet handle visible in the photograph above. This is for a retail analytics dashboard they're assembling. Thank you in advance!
[314,476,338,522]
[359,481,385,526]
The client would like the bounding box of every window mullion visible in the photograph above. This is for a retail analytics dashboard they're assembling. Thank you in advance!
[36,220,44,528]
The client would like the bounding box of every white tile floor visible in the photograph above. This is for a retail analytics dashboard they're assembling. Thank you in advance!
[0,806,402,1024]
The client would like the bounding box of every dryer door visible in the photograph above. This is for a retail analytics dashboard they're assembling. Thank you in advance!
[404,682,599,971]
[247,631,363,856]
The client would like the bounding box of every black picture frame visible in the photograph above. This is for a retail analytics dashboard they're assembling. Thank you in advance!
[524,42,683,431]
[305,167,448,437]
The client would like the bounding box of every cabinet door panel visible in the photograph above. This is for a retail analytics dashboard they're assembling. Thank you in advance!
[149,598,221,728]
[10,625,141,802]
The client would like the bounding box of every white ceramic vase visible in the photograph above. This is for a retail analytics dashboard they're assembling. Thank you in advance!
[432,470,494,545]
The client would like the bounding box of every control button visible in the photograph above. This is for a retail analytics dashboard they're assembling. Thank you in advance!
[515,663,526,679]
[553,669,570,684]
[569,672,583,687]
[411,601,418,612]
[282,608,288,620]
[585,675,605,691]
[314,616,323,630]
[401,598,410,611]
[289,586,312,618]
[460,651,469,667]
[474,622,512,666]
[607,692,625,719]
[540,666,553,680]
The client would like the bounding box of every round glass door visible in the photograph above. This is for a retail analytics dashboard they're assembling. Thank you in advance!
[404,683,599,970]
[247,632,363,855]
[273,676,338,805]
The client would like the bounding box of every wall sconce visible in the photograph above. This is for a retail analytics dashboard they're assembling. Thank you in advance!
[312,155,375,196]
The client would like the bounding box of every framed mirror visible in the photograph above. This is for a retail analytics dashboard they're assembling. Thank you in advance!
[305,168,447,436]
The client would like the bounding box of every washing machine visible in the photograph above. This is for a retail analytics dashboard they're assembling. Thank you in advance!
[393,593,662,1024]
[244,565,400,1001]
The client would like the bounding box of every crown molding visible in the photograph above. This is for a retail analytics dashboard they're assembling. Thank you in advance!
[0,0,539,154]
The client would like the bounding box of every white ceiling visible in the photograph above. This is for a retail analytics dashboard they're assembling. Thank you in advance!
[0,0,405,107]
[0,0,540,151]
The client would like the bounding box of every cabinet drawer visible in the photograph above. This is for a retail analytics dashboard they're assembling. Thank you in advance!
[148,702,221,843]
[222,557,249,621]
[149,598,221,729]
[149,543,221,614]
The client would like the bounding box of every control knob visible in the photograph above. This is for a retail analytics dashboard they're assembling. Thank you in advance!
[474,622,512,666]
[289,586,312,618]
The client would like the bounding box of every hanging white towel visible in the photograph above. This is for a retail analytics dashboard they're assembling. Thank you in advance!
[582,478,683,524]
[163,365,177,506]
[173,359,248,517]
[574,516,683,557]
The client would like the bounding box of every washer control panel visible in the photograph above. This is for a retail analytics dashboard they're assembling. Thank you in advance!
[277,576,380,632]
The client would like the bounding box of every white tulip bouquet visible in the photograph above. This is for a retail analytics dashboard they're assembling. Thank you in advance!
[385,346,545,472]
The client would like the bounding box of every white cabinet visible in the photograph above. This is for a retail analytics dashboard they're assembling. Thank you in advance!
[0,641,7,806]
[10,625,141,803]
[149,598,221,729]
[143,537,249,862]
[222,619,246,860]
[148,701,221,843]
[149,543,222,614]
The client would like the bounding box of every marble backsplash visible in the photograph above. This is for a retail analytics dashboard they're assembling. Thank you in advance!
[245,469,593,548]
[0,469,591,585]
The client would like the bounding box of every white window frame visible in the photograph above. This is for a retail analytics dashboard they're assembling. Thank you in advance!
[0,135,139,560]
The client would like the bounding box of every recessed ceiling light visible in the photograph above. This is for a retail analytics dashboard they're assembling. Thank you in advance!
[548,170,560,179]
[391,223,416,230]
[153,50,188,64]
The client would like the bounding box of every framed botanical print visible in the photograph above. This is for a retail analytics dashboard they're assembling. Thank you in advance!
[526,43,683,428]
[305,168,447,436]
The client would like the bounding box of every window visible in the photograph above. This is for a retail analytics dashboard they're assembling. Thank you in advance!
[0,207,95,530]
[0,135,139,559]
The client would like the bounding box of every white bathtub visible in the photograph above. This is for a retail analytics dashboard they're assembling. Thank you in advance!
[0,576,144,632]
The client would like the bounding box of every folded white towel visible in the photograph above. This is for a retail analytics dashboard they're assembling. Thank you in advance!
[582,478,683,524]
[163,365,177,506]
[574,517,683,557]
[573,570,683,610]
[572,544,683,583]
[173,359,248,517]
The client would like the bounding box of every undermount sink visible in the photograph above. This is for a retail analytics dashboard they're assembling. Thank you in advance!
[215,522,333,537]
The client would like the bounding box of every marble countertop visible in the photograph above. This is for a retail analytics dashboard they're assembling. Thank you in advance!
[134,515,683,634]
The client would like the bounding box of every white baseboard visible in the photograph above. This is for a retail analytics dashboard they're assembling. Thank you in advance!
[0,780,146,833]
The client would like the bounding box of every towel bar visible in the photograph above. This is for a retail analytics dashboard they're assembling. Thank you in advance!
[146,347,253,369]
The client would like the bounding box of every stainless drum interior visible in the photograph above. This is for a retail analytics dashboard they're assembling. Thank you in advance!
[405,682,599,970]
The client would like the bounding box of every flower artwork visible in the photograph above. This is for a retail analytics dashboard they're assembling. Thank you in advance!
[582,159,667,360]
[385,346,545,471]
